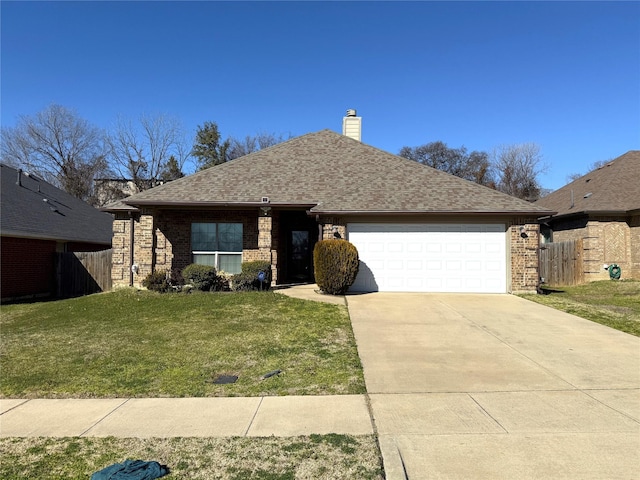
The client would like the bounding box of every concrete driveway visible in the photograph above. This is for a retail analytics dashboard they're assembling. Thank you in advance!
[346,293,640,480]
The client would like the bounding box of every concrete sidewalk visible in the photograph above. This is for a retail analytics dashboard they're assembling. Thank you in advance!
[274,283,346,305]
[0,395,373,438]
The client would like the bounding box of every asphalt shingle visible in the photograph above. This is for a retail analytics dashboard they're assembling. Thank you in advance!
[1,164,113,244]
[536,151,640,217]
[117,130,552,215]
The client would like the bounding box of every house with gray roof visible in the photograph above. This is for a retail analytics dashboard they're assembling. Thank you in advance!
[103,111,553,293]
[1,164,113,301]
[536,151,640,281]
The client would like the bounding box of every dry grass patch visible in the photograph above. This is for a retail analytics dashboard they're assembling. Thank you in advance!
[520,280,640,336]
[0,435,383,479]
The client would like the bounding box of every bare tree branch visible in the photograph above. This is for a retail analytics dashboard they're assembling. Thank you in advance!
[107,113,188,192]
[492,143,547,201]
[0,104,108,204]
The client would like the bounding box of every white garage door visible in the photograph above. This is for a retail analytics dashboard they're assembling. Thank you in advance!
[347,223,507,293]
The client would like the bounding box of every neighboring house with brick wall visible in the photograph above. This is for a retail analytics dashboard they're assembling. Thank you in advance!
[536,151,640,281]
[1,164,113,302]
[103,111,553,294]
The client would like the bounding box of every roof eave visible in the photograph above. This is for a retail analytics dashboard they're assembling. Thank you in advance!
[310,209,556,216]
[1,229,112,245]
[123,200,318,209]
[540,209,634,221]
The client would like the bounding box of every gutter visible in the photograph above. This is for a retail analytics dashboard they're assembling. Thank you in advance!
[123,200,318,209]
[538,209,632,222]
[308,209,556,216]
[0,230,112,246]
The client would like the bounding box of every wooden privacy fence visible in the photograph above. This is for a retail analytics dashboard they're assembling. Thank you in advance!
[56,249,112,297]
[539,239,584,286]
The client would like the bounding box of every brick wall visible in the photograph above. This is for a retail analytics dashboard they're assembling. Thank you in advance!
[630,215,640,279]
[319,217,346,240]
[1,236,56,300]
[111,213,134,287]
[110,211,548,292]
[552,216,638,281]
[112,209,277,288]
[508,219,540,293]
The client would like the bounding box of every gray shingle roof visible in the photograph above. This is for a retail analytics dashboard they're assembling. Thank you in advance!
[536,150,640,217]
[116,130,552,215]
[1,164,113,244]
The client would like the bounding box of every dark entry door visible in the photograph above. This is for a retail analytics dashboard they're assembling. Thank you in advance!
[290,230,311,281]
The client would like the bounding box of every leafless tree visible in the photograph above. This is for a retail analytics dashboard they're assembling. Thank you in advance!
[492,143,547,201]
[0,104,109,204]
[399,141,495,187]
[227,132,291,160]
[108,113,189,192]
[566,158,612,183]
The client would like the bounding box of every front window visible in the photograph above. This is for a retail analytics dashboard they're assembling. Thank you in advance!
[191,223,243,274]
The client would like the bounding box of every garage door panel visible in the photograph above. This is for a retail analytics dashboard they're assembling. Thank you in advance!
[485,260,502,271]
[426,244,442,253]
[348,223,506,293]
[388,260,404,270]
[465,260,483,271]
[465,243,483,254]
[407,260,423,270]
[407,243,423,253]
[388,242,404,253]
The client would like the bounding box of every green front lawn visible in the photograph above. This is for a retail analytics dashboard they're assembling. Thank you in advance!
[520,280,640,336]
[0,289,366,398]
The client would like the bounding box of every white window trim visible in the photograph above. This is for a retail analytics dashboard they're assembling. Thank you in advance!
[192,251,243,271]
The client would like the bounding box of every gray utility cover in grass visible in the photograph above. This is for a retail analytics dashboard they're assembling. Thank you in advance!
[212,375,238,384]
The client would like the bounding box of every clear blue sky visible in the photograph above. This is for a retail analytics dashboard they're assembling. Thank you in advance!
[2,1,638,190]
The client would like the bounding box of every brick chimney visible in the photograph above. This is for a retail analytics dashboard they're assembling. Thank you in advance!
[342,109,361,141]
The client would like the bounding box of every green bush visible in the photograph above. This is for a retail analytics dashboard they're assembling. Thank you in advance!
[313,240,359,295]
[142,269,170,293]
[232,261,272,291]
[182,264,227,291]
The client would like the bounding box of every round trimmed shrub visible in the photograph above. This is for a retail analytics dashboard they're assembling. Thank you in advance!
[142,269,170,293]
[232,260,272,291]
[313,239,359,295]
[182,264,226,291]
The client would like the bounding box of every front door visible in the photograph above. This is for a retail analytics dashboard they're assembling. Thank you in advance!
[280,210,318,284]
[290,230,311,281]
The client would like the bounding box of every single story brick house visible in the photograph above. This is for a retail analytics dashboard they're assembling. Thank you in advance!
[1,164,113,302]
[536,150,639,281]
[103,112,553,294]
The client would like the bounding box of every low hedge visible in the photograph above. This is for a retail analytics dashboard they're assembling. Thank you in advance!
[142,269,170,293]
[232,261,272,291]
[182,264,227,291]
